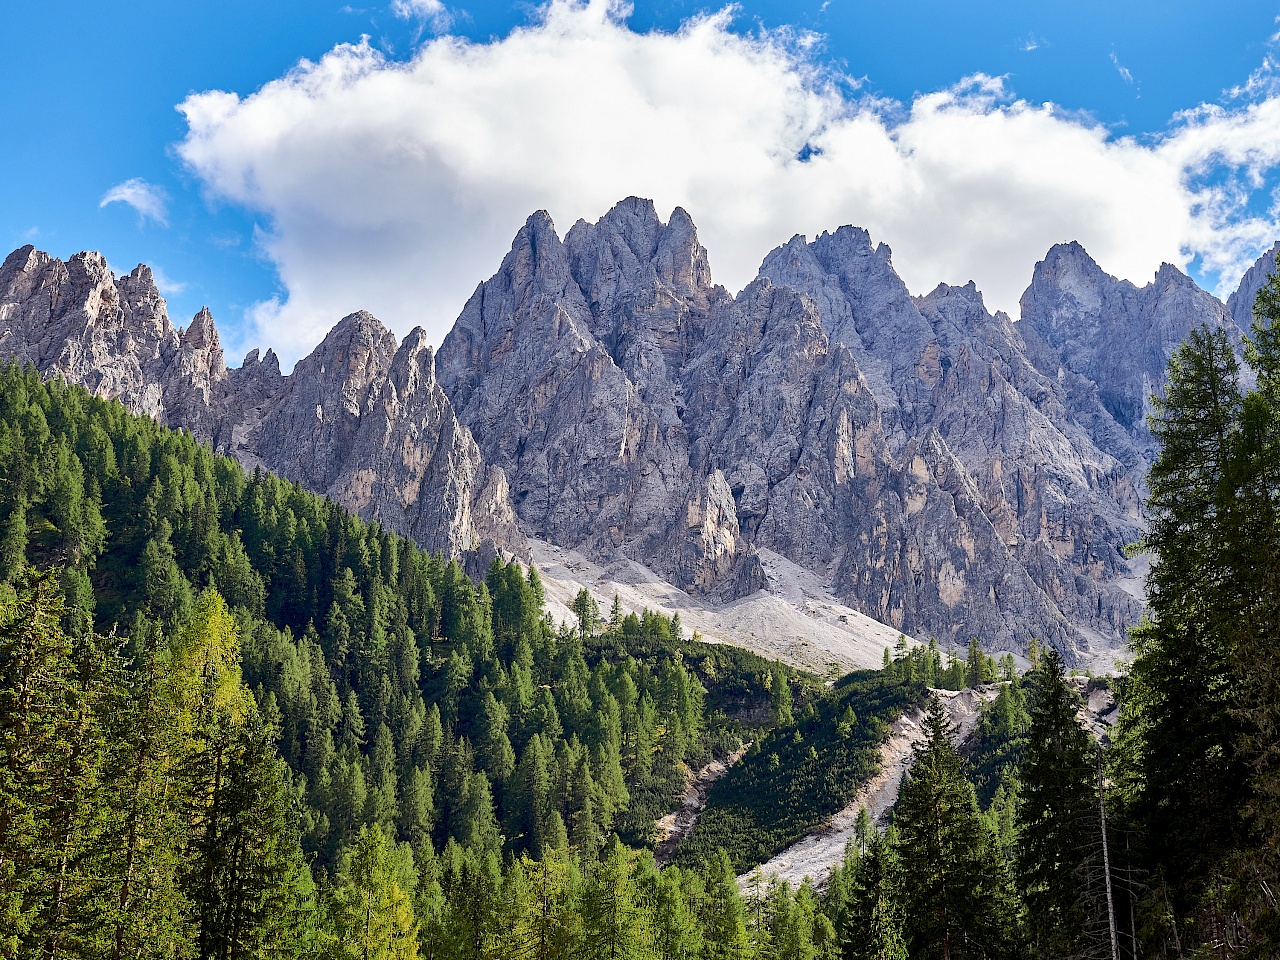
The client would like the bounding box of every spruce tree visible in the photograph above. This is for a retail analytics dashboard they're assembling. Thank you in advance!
[1122,324,1250,936]
[579,838,653,960]
[1229,265,1280,951]
[702,850,752,960]
[644,864,703,960]
[1015,647,1097,958]
[0,572,119,959]
[894,695,1019,960]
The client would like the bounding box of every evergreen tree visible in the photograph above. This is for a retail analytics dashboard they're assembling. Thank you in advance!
[0,571,117,958]
[579,838,653,960]
[1213,258,1280,953]
[572,589,600,643]
[513,848,579,960]
[1015,647,1098,959]
[1121,325,1251,940]
[894,695,1018,960]
[197,711,310,960]
[643,864,703,960]
[702,851,752,960]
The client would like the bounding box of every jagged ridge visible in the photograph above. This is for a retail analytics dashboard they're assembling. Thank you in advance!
[0,246,524,568]
[2,201,1274,662]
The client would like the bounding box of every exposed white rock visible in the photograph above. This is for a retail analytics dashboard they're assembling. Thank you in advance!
[739,686,999,889]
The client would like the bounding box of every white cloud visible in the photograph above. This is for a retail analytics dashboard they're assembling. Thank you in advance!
[391,0,451,32]
[176,0,1280,365]
[149,265,187,296]
[99,178,169,225]
[1110,51,1135,86]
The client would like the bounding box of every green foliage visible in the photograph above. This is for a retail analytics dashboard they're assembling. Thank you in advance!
[1016,648,1103,959]
[0,570,316,960]
[881,636,995,691]
[0,367,816,881]
[1117,324,1259,949]
[893,695,1021,960]
[0,367,838,958]
[674,672,926,873]
[327,824,419,960]
[964,679,1029,809]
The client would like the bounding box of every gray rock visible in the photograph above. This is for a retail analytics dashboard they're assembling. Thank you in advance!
[5,207,1265,664]
[758,231,1144,655]
[438,203,1148,657]
[0,246,523,565]
[1020,242,1246,454]
[1227,241,1280,331]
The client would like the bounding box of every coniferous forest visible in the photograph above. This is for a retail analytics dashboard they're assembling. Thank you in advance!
[1,269,1279,958]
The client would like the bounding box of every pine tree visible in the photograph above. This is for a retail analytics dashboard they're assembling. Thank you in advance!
[702,850,752,960]
[513,848,579,960]
[1015,647,1097,958]
[765,879,819,960]
[1121,324,1251,937]
[1229,264,1280,951]
[397,766,434,850]
[0,571,117,958]
[579,838,654,960]
[572,589,600,643]
[894,695,1019,960]
[101,622,195,960]
[454,772,502,859]
[644,864,703,960]
[831,831,905,960]
[199,711,310,960]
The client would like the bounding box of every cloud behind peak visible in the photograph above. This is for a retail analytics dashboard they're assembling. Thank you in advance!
[176,1,1280,365]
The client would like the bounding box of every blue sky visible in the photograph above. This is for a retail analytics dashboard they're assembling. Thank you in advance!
[5,1,1280,364]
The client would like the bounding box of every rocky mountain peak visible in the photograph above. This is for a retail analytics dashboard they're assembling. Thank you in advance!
[565,197,714,303]
[1227,241,1280,329]
[0,247,525,571]
[182,307,224,361]
[1021,240,1243,445]
[240,347,282,378]
[918,280,985,312]
[1153,261,1191,289]
[511,210,575,294]
[6,206,1265,665]
[1,244,45,277]
[387,327,438,394]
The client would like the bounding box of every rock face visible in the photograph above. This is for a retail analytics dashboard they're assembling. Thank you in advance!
[3,204,1272,664]
[758,230,1143,653]
[438,200,1156,657]
[1019,242,1247,458]
[1227,241,1280,331]
[0,245,524,566]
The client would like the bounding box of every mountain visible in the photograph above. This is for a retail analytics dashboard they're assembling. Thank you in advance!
[1020,241,1249,457]
[438,200,1157,658]
[0,245,523,566]
[2,203,1274,663]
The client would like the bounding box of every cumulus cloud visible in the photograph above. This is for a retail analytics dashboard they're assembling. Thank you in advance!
[176,0,1280,364]
[99,178,169,225]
